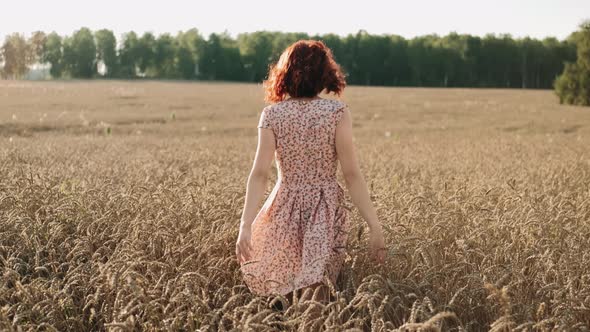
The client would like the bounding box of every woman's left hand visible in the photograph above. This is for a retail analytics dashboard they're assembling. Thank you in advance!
[236,225,253,264]
[368,227,387,265]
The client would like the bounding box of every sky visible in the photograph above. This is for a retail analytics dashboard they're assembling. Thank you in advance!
[1,0,588,42]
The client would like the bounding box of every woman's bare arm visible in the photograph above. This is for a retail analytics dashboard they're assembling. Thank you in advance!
[239,127,276,230]
[236,126,275,263]
[335,107,381,231]
[335,106,386,263]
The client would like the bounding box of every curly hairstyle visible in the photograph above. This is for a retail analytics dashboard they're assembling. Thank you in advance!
[263,40,346,103]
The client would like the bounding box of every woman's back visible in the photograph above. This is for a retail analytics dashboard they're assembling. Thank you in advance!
[259,98,346,187]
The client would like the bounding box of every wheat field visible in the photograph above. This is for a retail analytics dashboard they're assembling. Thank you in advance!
[1,80,590,331]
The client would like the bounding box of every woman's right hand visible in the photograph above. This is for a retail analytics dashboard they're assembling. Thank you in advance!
[236,225,253,264]
[368,226,386,264]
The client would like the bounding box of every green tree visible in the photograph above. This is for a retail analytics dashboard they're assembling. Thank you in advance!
[62,27,97,78]
[118,31,140,77]
[1,33,30,79]
[153,33,178,78]
[237,31,274,81]
[95,29,118,77]
[176,29,204,79]
[28,31,47,65]
[136,32,156,76]
[555,20,590,106]
[42,32,63,78]
[198,32,245,81]
[407,35,436,86]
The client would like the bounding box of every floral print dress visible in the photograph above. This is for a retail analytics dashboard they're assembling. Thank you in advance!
[240,98,350,296]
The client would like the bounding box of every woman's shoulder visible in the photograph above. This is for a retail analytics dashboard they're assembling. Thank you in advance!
[319,99,347,114]
[263,100,287,112]
[261,103,279,117]
[328,98,347,110]
[306,98,347,111]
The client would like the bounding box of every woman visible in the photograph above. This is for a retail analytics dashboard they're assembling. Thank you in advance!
[236,40,386,306]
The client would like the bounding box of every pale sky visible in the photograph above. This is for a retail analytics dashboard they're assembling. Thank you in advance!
[1,0,588,42]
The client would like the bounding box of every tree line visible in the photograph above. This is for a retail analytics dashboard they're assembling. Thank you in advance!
[0,27,579,89]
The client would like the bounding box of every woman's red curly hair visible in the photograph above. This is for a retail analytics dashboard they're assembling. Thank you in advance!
[263,40,346,103]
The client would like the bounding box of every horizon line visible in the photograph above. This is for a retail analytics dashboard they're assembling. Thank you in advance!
[0,26,582,43]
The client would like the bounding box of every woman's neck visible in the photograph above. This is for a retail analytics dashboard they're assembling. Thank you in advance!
[288,96,322,101]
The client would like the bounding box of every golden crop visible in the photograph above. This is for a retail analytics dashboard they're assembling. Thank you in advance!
[1,81,589,331]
